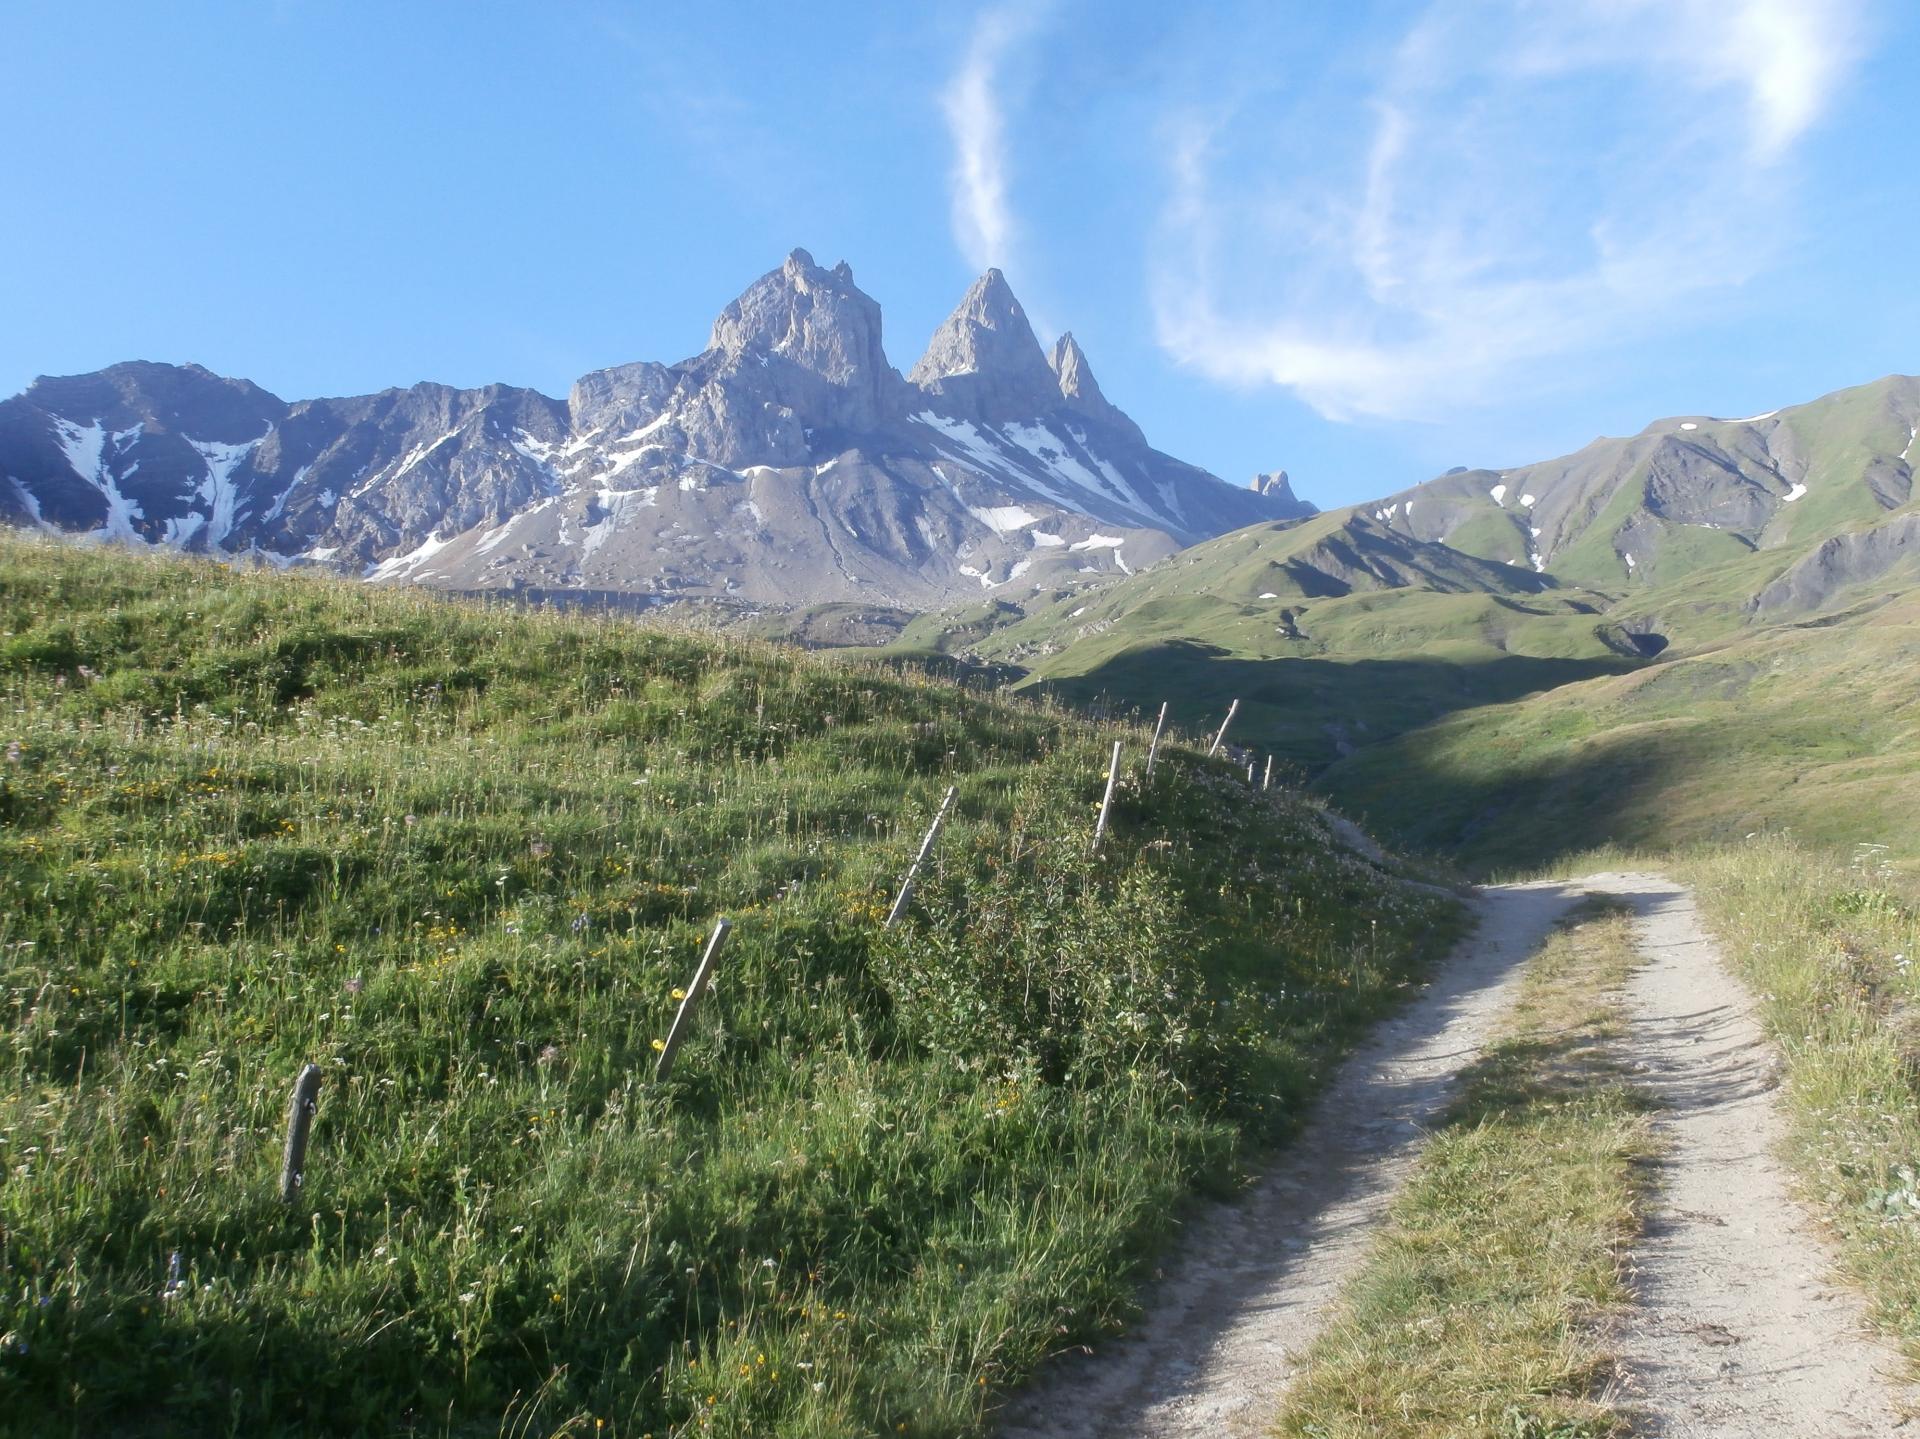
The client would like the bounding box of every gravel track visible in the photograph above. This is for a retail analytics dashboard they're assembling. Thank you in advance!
[1589,871,1916,1436]
[995,873,1919,1436]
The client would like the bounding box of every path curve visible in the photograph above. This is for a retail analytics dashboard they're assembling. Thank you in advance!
[995,880,1584,1438]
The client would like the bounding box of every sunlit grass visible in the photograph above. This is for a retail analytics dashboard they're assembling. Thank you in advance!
[1275,901,1654,1439]
[0,535,1461,1437]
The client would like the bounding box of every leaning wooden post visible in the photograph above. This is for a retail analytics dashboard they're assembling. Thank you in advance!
[1145,702,1169,777]
[1262,755,1273,791]
[279,1063,323,1202]
[1208,698,1240,757]
[885,785,958,929]
[1092,740,1123,853]
[655,918,733,1082]
[1246,759,1256,785]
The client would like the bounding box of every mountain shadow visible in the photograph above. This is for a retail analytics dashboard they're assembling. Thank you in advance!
[1023,640,1646,774]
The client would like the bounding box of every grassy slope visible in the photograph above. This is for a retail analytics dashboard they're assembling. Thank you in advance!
[0,536,1461,1438]
[864,373,1920,879]
[902,517,1640,775]
[1321,591,1920,875]
[1277,900,1652,1438]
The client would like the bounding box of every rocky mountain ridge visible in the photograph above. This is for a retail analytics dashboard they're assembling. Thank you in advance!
[1358,375,1920,597]
[0,250,1312,607]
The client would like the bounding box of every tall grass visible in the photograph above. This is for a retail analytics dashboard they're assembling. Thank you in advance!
[0,536,1460,1438]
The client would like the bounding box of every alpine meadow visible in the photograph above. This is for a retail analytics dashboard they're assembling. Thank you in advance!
[7,2,1920,1435]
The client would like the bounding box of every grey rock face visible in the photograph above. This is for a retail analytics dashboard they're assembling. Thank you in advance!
[708,250,900,422]
[1048,333,1146,446]
[908,269,1063,422]
[1751,512,1920,616]
[0,251,1315,608]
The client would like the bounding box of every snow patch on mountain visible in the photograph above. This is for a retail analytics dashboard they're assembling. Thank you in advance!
[970,504,1040,535]
[261,465,310,525]
[56,418,145,542]
[189,432,266,549]
[6,477,46,526]
[367,531,453,582]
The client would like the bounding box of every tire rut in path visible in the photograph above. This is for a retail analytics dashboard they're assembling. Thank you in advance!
[1590,871,1917,1437]
[993,881,1584,1439]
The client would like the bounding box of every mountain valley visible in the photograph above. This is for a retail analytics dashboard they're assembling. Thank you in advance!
[3,255,1917,875]
[883,372,1920,868]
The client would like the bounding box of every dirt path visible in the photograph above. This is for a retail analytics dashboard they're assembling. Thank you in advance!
[1585,871,1916,1436]
[994,880,1585,1438]
[996,872,1919,1437]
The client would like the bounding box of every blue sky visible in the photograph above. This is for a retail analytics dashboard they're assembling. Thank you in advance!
[5,1,1916,508]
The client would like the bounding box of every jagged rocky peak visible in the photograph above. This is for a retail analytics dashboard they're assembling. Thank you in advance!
[1048,331,1146,444]
[567,359,674,435]
[909,268,1061,419]
[1049,332,1105,407]
[707,248,895,398]
[570,248,905,465]
[1249,470,1297,502]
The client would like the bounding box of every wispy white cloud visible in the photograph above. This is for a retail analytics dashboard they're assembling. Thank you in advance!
[1153,0,1870,422]
[941,6,1039,273]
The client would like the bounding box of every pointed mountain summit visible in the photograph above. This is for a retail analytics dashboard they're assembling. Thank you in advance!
[569,249,907,468]
[1249,471,1298,502]
[705,248,900,426]
[1048,332,1145,445]
[2,247,1315,607]
[909,269,1061,420]
[1048,332,1105,406]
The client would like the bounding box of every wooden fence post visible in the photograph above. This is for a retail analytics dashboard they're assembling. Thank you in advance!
[1092,740,1123,853]
[655,918,733,1082]
[885,785,958,929]
[1145,702,1169,777]
[1263,755,1273,791]
[1208,699,1240,757]
[279,1063,323,1202]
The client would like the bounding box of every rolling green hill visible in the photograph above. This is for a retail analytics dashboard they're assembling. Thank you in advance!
[887,372,1920,872]
[0,533,1458,1437]
[1322,589,1920,871]
[900,513,1646,772]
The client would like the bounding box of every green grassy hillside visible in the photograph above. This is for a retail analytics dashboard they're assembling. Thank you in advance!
[883,514,1641,773]
[871,374,1920,876]
[0,535,1459,1438]
[1322,591,1920,873]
